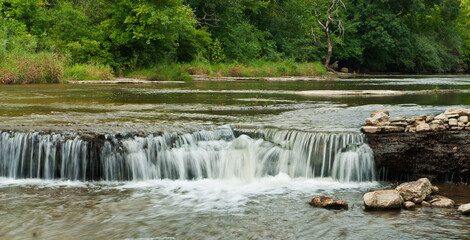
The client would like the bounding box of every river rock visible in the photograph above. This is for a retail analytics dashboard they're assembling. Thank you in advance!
[458,204,470,215]
[426,115,434,123]
[421,201,431,206]
[434,114,448,122]
[309,195,348,209]
[390,121,407,127]
[396,178,432,204]
[364,190,403,210]
[431,186,439,194]
[449,118,458,126]
[430,196,455,208]
[371,111,389,118]
[390,117,406,122]
[361,126,382,134]
[404,201,416,209]
[430,124,446,132]
[411,115,427,121]
[367,112,390,126]
[445,107,470,116]
[416,123,431,132]
[458,116,469,123]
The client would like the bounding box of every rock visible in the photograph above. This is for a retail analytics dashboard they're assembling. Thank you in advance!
[396,178,432,204]
[390,121,408,127]
[390,117,406,122]
[366,111,390,126]
[430,124,446,132]
[361,126,382,134]
[340,67,349,73]
[458,116,469,123]
[434,114,448,122]
[404,201,416,209]
[421,201,431,206]
[459,122,466,128]
[431,119,443,125]
[426,115,434,122]
[405,126,417,133]
[445,107,470,116]
[364,190,403,210]
[309,195,348,209]
[371,111,389,118]
[416,123,431,132]
[414,119,426,126]
[383,126,405,133]
[449,118,458,126]
[458,203,470,215]
[431,186,439,194]
[430,196,455,208]
[411,115,427,121]
[406,118,414,123]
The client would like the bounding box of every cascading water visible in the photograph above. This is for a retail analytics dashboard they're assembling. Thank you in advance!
[0,127,376,182]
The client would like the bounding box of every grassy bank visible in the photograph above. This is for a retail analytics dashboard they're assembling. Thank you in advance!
[126,61,327,81]
[0,52,114,84]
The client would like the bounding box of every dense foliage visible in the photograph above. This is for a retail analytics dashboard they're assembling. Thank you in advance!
[1,0,469,76]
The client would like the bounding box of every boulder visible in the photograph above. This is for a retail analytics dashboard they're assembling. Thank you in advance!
[396,178,432,204]
[430,196,455,208]
[367,111,390,126]
[445,107,470,116]
[458,204,470,215]
[309,195,348,209]
[371,111,389,118]
[404,201,416,209]
[361,126,382,134]
[416,124,431,132]
[364,190,404,210]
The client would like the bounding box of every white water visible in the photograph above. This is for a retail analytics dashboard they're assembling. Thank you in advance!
[0,127,376,183]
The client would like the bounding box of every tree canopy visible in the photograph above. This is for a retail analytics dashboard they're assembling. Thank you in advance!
[1,0,469,73]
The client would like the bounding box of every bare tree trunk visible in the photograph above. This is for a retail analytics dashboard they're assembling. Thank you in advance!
[324,29,333,68]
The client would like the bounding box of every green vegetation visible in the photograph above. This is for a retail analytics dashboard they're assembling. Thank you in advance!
[1,0,469,84]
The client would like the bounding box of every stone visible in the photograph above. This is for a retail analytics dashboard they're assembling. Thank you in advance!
[390,117,406,122]
[390,121,408,127]
[361,126,382,134]
[458,116,469,123]
[431,120,443,125]
[458,122,466,128]
[309,195,348,209]
[406,119,414,123]
[434,114,448,122]
[449,118,458,126]
[383,126,405,133]
[430,196,455,208]
[371,110,389,118]
[364,190,404,210]
[430,124,446,132]
[426,115,434,122]
[404,201,416,209]
[366,111,390,126]
[411,115,427,121]
[405,126,417,133]
[421,201,431,206]
[451,126,464,130]
[340,67,349,73]
[458,203,470,215]
[396,178,432,204]
[414,119,426,126]
[431,186,439,194]
[445,107,470,116]
[416,124,431,132]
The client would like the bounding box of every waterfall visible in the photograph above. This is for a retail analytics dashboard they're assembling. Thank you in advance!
[0,127,376,182]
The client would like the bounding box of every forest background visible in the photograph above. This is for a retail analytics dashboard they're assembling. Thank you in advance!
[1,0,469,83]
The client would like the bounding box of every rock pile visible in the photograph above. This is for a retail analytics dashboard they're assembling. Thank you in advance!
[361,107,470,134]
[363,178,456,210]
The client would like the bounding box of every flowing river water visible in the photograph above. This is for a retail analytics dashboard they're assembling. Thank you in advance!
[0,76,470,239]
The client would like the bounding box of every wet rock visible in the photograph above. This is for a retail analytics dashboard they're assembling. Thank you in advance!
[458,204,470,215]
[430,196,455,208]
[309,195,348,210]
[416,123,431,132]
[458,116,469,123]
[396,178,432,204]
[449,118,458,126]
[361,126,382,134]
[431,186,439,194]
[363,190,403,210]
[404,201,416,209]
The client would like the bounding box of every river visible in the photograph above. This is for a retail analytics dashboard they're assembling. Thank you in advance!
[0,75,469,239]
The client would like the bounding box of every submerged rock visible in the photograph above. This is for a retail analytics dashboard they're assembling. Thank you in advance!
[309,195,348,210]
[364,190,403,210]
[458,204,470,215]
[396,178,432,204]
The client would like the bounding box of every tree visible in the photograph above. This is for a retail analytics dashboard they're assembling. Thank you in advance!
[313,0,345,69]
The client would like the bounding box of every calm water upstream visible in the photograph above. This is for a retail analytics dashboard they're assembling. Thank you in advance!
[0,75,470,239]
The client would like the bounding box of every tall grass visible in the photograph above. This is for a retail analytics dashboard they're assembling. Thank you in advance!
[64,64,114,81]
[126,60,326,81]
